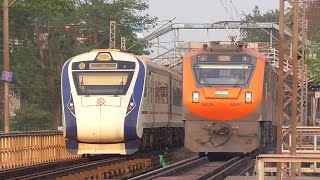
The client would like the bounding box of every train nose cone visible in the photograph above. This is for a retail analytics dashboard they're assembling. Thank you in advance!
[99,106,126,143]
[76,106,126,143]
[76,107,101,143]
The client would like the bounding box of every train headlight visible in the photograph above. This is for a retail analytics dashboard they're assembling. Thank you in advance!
[68,96,76,116]
[245,92,252,103]
[126,94,136,116]
[97,53,112,61]
[192,91,200,103]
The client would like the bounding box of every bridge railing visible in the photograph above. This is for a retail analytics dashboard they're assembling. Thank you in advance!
[0,131,80,170]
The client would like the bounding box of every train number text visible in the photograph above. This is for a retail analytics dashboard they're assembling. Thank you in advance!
[230,103,241,107]
[202,103,214,106]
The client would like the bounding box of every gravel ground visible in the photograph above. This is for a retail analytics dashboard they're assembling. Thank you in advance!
[170,147,198,162]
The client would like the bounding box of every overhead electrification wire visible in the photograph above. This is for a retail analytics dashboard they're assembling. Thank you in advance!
[229,0,243,20]
[219,0,241,41]
[127,17,176,51]
[227,0,234,19]
[219,0,234,21]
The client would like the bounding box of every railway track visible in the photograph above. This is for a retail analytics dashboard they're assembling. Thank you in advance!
[0,156,88,179]
[1,155,123,180]
[1,150,174,180]
[130,155,253,180]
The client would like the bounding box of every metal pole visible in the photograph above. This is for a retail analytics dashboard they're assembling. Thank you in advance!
[258,160,265,180]
[291,0,299,155]
[173,29,176,67]
[288,0,300,178]
[305,66,308,125]
[3,0,10,133]
[304,11,309,127]
[270,29,273,48]
[157,37,160,57]
[277,0,285,179]
[313,97,316,126]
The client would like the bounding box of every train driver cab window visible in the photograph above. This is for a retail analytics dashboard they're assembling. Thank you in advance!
[194,64,253,85]
[73,71,134,95]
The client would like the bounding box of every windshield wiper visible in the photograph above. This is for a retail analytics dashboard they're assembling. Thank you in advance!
[233,66,246,88]
[114,76,124,97]
[233,76,244,88]
[199,75,212,87]
[80,77,90,97]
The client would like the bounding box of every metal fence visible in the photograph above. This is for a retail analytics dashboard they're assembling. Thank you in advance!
[257,154,320,179]
[57,153,174,180]
[0,131,80,170]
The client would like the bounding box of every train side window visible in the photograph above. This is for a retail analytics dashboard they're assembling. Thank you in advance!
[149,78,153,103]
[173,81,182,107]
[144,76,148,97]
[177,87,182,106]
[160,83,168,104]
[155,81,160,104]
[173,88,176,105]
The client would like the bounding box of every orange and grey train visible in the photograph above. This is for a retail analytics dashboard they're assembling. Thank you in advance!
[182,43,277,158]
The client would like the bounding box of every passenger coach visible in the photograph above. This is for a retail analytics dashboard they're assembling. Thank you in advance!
[61,49,183,155]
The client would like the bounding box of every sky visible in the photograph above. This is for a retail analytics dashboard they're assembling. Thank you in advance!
[144,0,279,57]
[147,0,279,24]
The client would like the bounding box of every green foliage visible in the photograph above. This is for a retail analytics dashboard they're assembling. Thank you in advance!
[10,46,51,105]
[75,0,157,54]
[243,6,279,42]
[11,104,53,131]
[305,33,320,83]
[3,0,156,131]
[306,0,320,37]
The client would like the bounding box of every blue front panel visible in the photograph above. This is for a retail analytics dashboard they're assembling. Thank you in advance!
[124,59,145,143]
[66,139,79,154]
[62,60,78,141]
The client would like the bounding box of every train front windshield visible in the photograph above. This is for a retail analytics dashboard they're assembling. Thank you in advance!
[73,71,134,95]
[194,64,253,85]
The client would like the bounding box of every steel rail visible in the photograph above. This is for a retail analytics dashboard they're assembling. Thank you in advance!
[130,153,254,180]
[202,156,252,180]
[196,156,241,180]
[0,157,89,179]
[4,150,171,180]
[239,160,256,176]
[129,156,206,180]
[7,157,125,180]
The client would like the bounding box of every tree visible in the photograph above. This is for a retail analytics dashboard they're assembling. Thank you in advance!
[304,1,320,83]
[74,0,156,54]
[306,0,320,38]
[11,104,52,131]
[305,33,320,83]
[243,6,279,42]
[1,0,156,131]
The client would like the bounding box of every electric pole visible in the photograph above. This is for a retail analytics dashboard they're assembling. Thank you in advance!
[121,37,126,51]
[277,0,307,179]
[3,0,10,133]
[109,21,116,49]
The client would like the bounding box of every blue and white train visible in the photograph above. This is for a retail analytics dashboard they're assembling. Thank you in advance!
[61,49,184,155]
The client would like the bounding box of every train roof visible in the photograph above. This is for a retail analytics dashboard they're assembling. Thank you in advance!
[90,49,121,52]
[68,49,182,79]
[184,43,266,60]
[143,60,182,79]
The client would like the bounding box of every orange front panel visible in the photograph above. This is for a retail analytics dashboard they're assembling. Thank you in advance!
[183,52,265,121]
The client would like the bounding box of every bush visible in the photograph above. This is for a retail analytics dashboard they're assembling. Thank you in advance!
[11,104,53,131]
